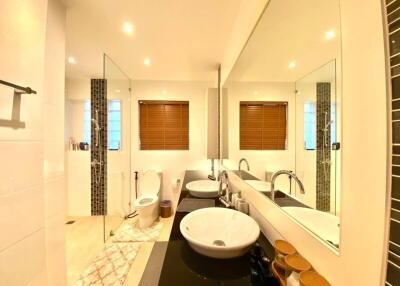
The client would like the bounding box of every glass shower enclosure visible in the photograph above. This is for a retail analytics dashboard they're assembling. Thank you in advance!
[103,54,132,241]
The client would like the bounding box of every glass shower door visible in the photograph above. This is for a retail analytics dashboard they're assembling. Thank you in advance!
[103,54,132,241]
[294,60,340,214]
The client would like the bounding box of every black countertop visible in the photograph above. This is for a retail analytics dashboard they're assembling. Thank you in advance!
[140,170,279,286]
[232,170,260,181]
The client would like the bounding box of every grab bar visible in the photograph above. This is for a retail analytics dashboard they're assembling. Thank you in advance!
[0,79,37,94]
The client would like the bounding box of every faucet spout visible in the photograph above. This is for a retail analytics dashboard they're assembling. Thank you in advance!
[238,158,250,178]
[270,170,305,201]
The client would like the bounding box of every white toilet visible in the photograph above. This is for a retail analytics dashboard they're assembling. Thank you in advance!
[134,170,161,228]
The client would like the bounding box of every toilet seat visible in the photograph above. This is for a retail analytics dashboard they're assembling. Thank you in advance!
[135,193,158,208]
[134,170,161,208]
[134,170,161,228]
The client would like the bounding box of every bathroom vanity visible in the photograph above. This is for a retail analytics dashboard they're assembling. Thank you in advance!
[139,171,278,285]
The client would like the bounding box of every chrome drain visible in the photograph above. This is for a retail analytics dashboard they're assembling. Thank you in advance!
[213,240,226,246]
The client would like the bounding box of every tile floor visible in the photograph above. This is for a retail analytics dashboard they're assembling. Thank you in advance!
[65,216,122,285]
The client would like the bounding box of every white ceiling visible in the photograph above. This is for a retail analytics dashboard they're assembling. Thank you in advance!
[64,0,242,80]
[226,0,341,83]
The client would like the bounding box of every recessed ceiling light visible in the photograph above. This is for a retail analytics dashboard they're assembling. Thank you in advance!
[68,56,76,64]
[122,22,134,35]
[144,58,151,66]
[288,61,296,69]
[253,90,259,95]
[325,30,336,40]
[115,89,121,93]
[162,90,167,94]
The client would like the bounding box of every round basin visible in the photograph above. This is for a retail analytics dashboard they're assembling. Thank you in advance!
[186,180,222,198]
[245,180,271,192]
[283,206,340,247]
[180,207,260,259]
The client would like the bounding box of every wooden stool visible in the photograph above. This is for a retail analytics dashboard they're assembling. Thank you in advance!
[284,254,312,286]
[299,271,330,286]
[274,240,296,265]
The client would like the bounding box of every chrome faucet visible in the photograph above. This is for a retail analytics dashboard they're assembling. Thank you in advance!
[90,158,102,167]
[218,170,231,207]
[270,170,305,201]
[91,158,103,185]
[238,158,250,178]
[208,159,216,181]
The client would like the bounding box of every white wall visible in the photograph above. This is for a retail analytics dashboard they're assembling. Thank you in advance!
[130,80,212,202]
[106,79,131,217]
[65,79,91,216]
[0,0,67,285]
[222,0,388,285]
[224,82,296,191]
[294,81,317,208]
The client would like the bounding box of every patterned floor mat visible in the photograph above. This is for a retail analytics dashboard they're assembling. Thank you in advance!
[72,220,163,286]
[73,242,141,286]
[111,221,163,243]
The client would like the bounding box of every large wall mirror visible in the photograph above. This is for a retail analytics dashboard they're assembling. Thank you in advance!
[221,0,341,251]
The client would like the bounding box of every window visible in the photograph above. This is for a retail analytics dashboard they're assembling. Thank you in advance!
[240,101,287,150]
[108,100,122,150]
[139,100,189,150]
[82,99,122,150]
[304,102,316,150]
[303,102,336,150]
[83,100,91,144]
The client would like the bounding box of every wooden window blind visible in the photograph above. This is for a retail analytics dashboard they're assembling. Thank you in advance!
[139,100,189,150]
[240,101,287,150]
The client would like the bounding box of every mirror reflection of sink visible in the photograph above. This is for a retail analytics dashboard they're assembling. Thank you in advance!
[245,180,271,192]
[186,180,224,198]
[180,207,260,259]
[283,207,340,247]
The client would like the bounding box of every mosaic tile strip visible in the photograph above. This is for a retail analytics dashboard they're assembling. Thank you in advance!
[316,82,331,212]
[91,79,108,216]
[385,0,400,283]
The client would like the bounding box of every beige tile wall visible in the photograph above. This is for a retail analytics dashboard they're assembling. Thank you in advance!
[0,0,67,285]
[43,0,67,285]
[0,0,48,285]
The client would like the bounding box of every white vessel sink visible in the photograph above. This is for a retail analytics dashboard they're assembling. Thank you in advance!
[245,180,271,192]
[283,206,340,247]
[186,180,222,198]
[180,207,260,259]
